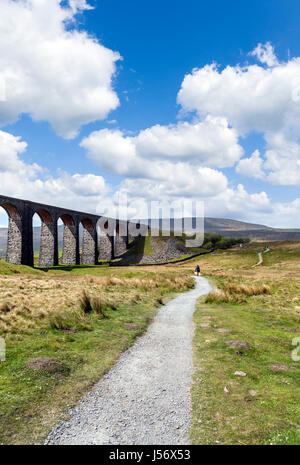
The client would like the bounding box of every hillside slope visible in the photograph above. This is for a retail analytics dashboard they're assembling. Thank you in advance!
[139,218,300,242]
[1,217,300,257]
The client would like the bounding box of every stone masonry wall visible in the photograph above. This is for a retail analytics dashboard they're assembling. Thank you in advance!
[81,227,97,265]
[114,233,128,258]
[99,234,114,261]
[6,216,22,265]
[61,224,78,265]
[39,221,57,267]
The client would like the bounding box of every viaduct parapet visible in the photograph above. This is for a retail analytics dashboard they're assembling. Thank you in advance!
[0,195,145,267]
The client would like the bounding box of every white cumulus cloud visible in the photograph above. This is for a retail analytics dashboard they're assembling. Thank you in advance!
[236,150,265,179]
[0,0,120,138]
[81,117,243,175]
[264,133,300,185]
[117,166,228,199]
[0,129,41,177]
[177,58,300,135]
[249,42,279,67]
[177,43,300,186]
[0,130,110,215]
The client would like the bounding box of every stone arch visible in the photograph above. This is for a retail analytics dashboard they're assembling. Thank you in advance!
[34,209,57,267]
[81,218,93,230]
[59,214,79,265]
[36,209,52,224]
[80,218,97,265]
[60,214,75,227]
[1,202,21,220]
[0,202,22,265]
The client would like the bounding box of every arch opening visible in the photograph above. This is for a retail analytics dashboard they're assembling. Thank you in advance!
[57,217,64,263]
[0,206,9,261]
[32,213,42,266]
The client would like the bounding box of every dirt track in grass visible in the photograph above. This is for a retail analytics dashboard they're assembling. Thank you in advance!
[46,277,211,445]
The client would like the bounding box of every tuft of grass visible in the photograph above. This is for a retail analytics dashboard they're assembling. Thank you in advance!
[205,289,234,303]
[91,297,109,318]
[227,283,271,296]
[0,302,11,314]
[48,309,91,331]
[79,290,93,315]
[205,283,271,304]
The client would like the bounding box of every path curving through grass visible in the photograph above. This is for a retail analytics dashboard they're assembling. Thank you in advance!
[252,247,270,267]
[46,277,212,445]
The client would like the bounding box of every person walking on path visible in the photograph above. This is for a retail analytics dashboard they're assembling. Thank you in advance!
[195,264,200,276]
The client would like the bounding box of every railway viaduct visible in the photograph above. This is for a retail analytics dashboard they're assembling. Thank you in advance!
[0,194,145,267]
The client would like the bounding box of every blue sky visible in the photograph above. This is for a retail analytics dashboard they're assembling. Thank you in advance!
[1,0,300,227]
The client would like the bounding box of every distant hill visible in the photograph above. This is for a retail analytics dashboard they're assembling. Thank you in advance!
[139,217,300,242]
[203,218,300,241]
[204,217,271,231]
[1,217,300,256]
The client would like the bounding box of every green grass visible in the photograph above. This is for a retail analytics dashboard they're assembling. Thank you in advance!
[1,242,299,445]
[0,260,42,275]
[128,233,154,257]
[0,263,193,444]
[190,243,300,445]
[143,234,154,255]
[0,300,158,445]
[37,264,112,274]
[167,254,191,262]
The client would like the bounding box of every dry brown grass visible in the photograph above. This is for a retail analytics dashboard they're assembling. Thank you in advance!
[227,283,271,295]
[205,289,234,303]
[205,283,271,304]
[84,275,190,290]
[0,273,192,334]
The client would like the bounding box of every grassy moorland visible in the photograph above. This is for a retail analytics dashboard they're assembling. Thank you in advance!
[0,262,193,444]
[0,241,299,445]
[190,242,300,445]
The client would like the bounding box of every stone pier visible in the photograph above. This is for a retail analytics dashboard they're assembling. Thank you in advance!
[6,204,22,265]
[61,214,79,266]
[38,210,58,267]
[98,220,114,261]
[81,219,97,265]
[114,221,128,258]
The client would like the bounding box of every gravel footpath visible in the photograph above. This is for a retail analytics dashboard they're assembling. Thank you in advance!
[45,276,211,445]
[252,248,270,267]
